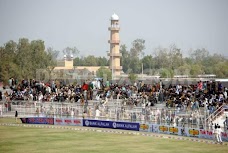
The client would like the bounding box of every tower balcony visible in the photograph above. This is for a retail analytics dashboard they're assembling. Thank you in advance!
[108,27,120,31]
[107,52,122,57]
[109,66,122,70]
[108,40,120,44]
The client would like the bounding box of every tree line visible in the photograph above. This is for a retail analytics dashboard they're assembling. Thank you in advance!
[73,39,228,78]
[0,38,57,83]
[0,38,227,84]
[120,39,228,78]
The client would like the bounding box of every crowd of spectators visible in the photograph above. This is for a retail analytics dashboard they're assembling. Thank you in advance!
[1,78,93,103]
[1,78,227,107]
[0,78,228,129]
[106,80,228,116]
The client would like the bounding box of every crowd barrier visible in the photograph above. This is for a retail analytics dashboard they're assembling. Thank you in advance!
[54,118,82,126]
[20,117,54,125]
[2,100,208,129]
[20,117,228,142]
[139,123,228,141]
[83,119,140,131]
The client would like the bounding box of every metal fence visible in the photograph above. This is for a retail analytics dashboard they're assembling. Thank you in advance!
[0,99,208,129]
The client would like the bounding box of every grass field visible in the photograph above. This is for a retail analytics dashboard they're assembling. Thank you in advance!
[0,118,227,153]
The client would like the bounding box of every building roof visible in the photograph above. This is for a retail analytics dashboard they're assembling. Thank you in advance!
[111,13,119,20]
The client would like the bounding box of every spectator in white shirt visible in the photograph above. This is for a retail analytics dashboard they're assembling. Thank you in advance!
[95,108,100,119]
[215,124,223,143]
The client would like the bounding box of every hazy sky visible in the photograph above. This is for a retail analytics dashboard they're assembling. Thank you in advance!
[0,0,227,57]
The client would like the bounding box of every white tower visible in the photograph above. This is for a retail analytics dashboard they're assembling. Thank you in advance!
[108,13,122,80]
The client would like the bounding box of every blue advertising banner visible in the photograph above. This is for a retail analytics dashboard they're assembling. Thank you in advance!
[20,117,54,125]
[83,119,111,128]
[112,121,139,131]
[83,119,139,131]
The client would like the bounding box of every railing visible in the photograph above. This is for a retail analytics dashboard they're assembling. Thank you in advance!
[0,100,206,129]
[205,104,225,129]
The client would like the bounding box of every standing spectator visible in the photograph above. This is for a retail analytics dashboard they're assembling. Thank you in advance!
[224,88,227,99]
[71,109,74,118]
[213,124,218,143]
[8,78,12,87]
[216,125,223,143]
[198,81,203,91]
[218,82,222,92]
[38,91,43,102]
[95,108,100,119]
[15,110,18,123]
[84,90,87,102]
[82,111,86,119]
[0,91,2,101]
[36,108,40,117]
[0,105,2,116]
[88,107,92,118]
[224,117,228,131]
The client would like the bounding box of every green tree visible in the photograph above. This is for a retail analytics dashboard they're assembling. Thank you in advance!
[0,38,58,83]
[130,57,142,74]
[96,66,112,80]
[168,44,183,70]
[46,47,59,76]
[123,39,146,74]
[176,64,191,75]
[73,57,83,66]
[141,55,153,75]
[190,48,209,64]
[190,64,203,77]
[130,39,145,58]
[30,40,50,79]
[16,38,31,78]
[128,73,137,82]
[0,40,18,81]
[213,61,228,78]
[97,57,108,66]
[74,56,108,66]
[63,46,79,59]
[160,68,174,78]
[153,47,169,69]
[120,44,131,73]
[84,55,98,66]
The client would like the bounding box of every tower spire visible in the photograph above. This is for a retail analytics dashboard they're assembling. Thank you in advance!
[108,13,122,80]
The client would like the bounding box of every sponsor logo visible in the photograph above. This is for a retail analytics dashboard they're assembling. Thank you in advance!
[159,126,168,132]
[222,132,228,137]
[200,130,212,135]
[56,119,62,123]
[85,120,89,126]
[23,118,54,125]
[46,118,54,125]
[113,122,117,128]
[206,131,213,135]
[140,124,149,130]
[74,120,81,124]
[169,127,178,133]
[113,122,138,129]
[64,119,72,124]
[189,129,199,135]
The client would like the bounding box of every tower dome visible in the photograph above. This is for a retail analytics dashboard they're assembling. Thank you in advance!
[111,13,119,20]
